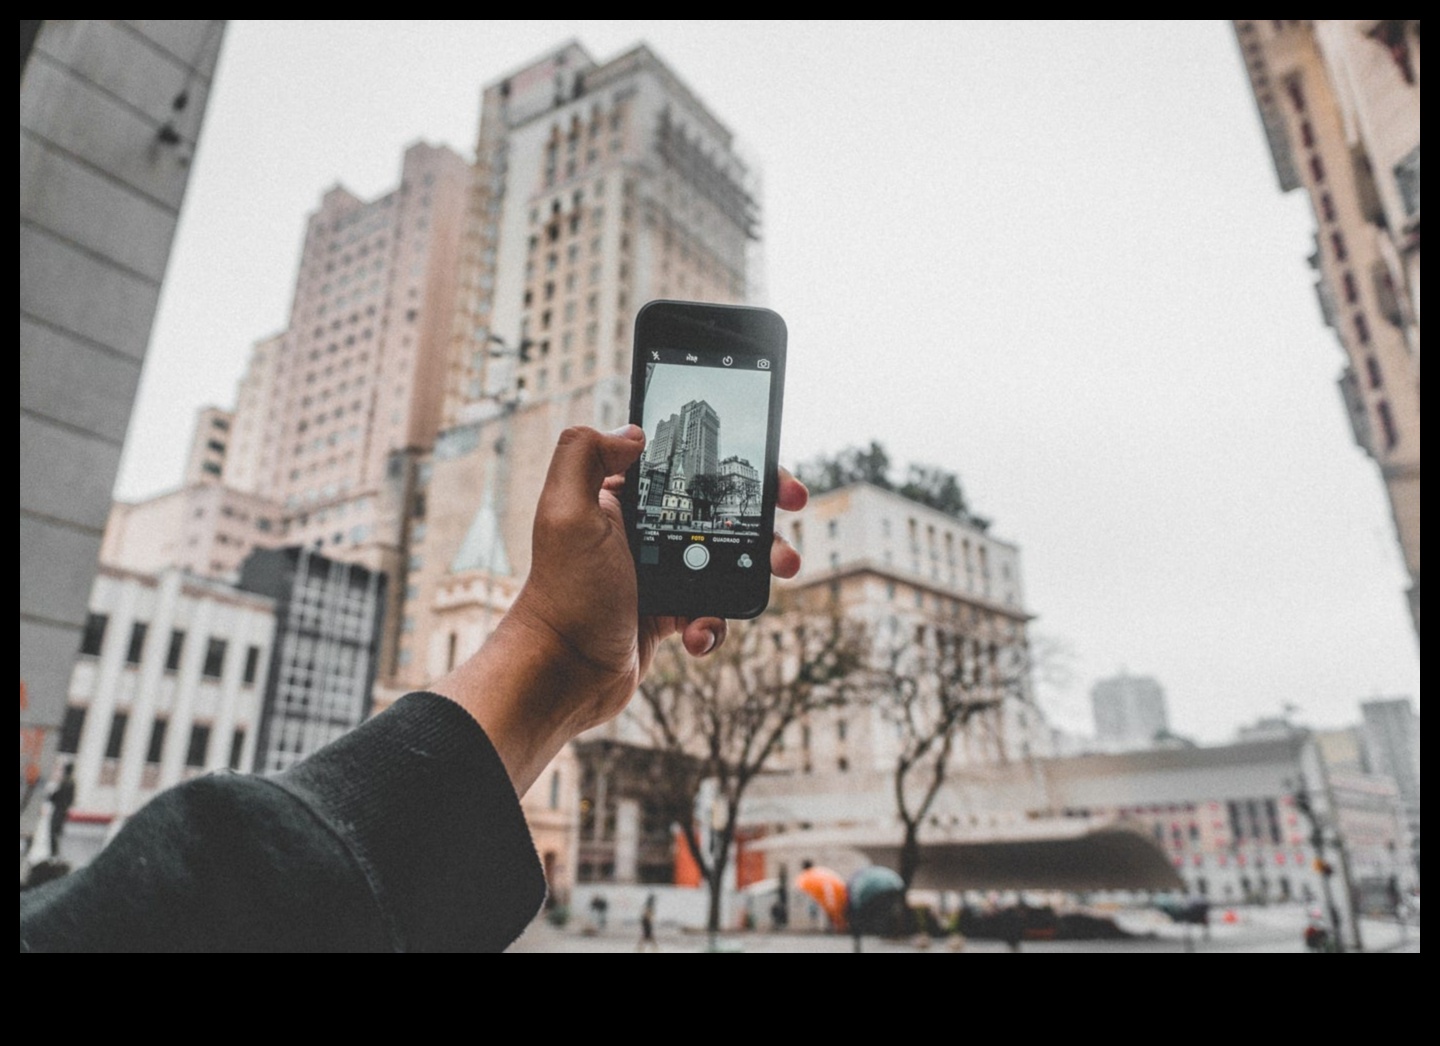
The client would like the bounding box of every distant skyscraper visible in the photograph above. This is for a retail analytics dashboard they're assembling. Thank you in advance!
[1091,671,1169,749]
[1359,696,1419,864]
[1234,21,1420,634]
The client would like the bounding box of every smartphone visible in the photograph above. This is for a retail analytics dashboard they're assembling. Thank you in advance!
[623,300,787,619]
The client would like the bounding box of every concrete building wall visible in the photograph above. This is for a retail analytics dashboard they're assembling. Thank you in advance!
[21,21,226,835]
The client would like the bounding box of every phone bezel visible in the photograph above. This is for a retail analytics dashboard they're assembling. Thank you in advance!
[623,300,787,619]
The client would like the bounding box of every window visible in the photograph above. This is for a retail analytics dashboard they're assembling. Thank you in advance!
[229,730,247,771]
[1376,400,1399,450]
[185,724,211,768]
[165,630,186,672]
[80,613,108,657]
[1365,356,1383,389]
[203,638,228,679]
[104,712,128,760]
[243,645,262,686]
[146,718,168,765]
[125,622,149,665]
[58,706,86,755]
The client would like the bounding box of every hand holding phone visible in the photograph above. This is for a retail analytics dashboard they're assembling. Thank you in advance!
[623,300,788,619]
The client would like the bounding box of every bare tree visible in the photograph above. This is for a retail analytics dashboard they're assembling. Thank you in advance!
[871,621,1055,889]
[634,596,867,934]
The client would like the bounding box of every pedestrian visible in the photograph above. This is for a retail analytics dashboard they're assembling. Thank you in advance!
[638,893,659,952]
[46,762,76,858]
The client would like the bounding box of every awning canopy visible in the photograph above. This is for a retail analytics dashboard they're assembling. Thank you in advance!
[749,818,1184,893]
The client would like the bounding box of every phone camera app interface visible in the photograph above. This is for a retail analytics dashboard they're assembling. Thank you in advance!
[635,349,773,564]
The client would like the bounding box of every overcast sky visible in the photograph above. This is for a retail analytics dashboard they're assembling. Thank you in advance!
[117,20,1420,743]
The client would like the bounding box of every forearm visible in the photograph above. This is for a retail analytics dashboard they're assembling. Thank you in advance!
[21,693,545,952]
[429,593,635,796]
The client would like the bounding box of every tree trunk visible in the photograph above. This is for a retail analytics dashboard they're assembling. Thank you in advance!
[707,847,729,937]
[899,820,922,891]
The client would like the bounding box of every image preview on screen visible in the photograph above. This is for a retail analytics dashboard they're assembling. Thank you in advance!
[634,355,772,543]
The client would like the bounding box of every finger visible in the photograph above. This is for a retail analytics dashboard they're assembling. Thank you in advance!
[538,426,644,523]
[682,617,726,656]
[777,466,808,513]
[770,531,801,579]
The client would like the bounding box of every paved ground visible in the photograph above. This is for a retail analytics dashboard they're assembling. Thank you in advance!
[508,905,1420,954]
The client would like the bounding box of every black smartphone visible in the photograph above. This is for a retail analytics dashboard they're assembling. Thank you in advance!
[623,300,788,619]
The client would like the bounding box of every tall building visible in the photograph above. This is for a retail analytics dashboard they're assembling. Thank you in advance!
[397,42,759,698]
[1091,670,1170,750]
[21,20,227,839]
[1234,20,1421,634]
[1359,696,1420,869]
[102,142,473,682]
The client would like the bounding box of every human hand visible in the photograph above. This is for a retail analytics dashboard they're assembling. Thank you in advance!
[435,425,806,793]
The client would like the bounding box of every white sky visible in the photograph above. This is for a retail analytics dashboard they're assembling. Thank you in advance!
[117,20,1420,743]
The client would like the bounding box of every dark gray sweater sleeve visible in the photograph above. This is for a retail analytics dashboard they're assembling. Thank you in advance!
[20,692,546,952]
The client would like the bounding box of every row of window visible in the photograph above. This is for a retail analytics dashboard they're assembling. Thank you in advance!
[58,705,247,772]
[1285,73,1399,453]
[79,614,262,684]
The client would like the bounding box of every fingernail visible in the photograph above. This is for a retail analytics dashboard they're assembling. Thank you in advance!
[609,423,642,439]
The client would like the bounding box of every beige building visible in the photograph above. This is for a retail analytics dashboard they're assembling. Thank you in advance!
[385,42,762,898]
[101,142,472,681]
[771,481,1050,777]
[102,482,284,581]
[1234,20,1421,633]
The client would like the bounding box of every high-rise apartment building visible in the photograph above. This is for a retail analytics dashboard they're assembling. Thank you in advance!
[1234,20,1421,634]
[103,143,472,685]
[397,43,759,696]
[223,142,472,551]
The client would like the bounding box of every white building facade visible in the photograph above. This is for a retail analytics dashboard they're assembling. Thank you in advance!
[54,565,275,866]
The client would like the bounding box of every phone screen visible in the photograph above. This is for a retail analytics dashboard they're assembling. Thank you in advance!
[632,346,777,603]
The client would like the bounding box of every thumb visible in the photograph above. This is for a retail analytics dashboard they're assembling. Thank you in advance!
[537,425,645,523]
